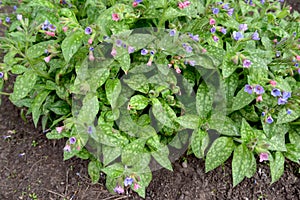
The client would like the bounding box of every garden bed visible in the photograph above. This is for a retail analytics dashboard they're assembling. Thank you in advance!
[1,1,300,200]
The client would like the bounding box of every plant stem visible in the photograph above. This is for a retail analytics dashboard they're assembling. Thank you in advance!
[0,91,11,95]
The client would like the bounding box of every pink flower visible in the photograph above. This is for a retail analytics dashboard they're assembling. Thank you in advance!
[134,183,140,190]
[209,18,216,25]
[89,51,95,61]
[62,26,68,32]
[296,55,300,61]
[111,48,117,57]
[256,95,263,102]
[178,2,185,9]
[168,64,172,68]
[44,55,51,63]
[202,48,207,53]
[176,68,181,74]
[77,146,81,151]
[112,13,120,21]
[88,38,93,44]
[114,185,124,194]
[259,152,269,162]
[56,126,64,133]
[147,58,153,66]
[63,145,71,152]
[212,35,219,42]
[273,39,278,43]
[45,31,55,37]
[269,80,277,86]
[132,2,138,7]
[184,1,190,6]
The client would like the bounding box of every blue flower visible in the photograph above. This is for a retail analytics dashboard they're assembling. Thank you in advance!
[252,31,260,40]
[261,112,266,117]
[69,137,76,144]
[48,24,56,31]
[254,85,265,95]
[185,45,193,53]
[210,27,216,34]
[169,29,176,36]
[228,8,234,16]
[239,24,248,32]
[271,88,281,97]
[150,50,155,55]
[278,97,288,105]
[5,17,10,23]
[128,46,135,54]
[233,31,244,41]
[282,91,291,99]
[0,72,3,79]
[276,51,281,58]
[116,39,122,47]
[222,4,229,10]
[261,0,265,4]
[220,27,227,34]
[191,34,199,42]
[87,126,93,134]
[85,27,92,35]
[244,84,253,94]
[212,8,219,14]
[13,5,17,10]
[287,109,292,115]
[141,48,148,55]
[266,116,274,124]
[124,177,133,187]
[188,60,196,66]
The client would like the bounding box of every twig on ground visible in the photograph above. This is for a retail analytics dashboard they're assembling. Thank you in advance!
[44,188,65,198]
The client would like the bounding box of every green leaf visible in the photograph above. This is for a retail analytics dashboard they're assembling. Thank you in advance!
[232,144,251,187]
[121,139,150,167]
[196,83,214,118]
[123,74,149,94]
[49,100,70,115]
[101,163,124,179]
[129,95,149,110]
[28,0,55,8]
[241,118,256,144]
[31,90,51,127]
[127,33,156,50]
[208,115,240,136]
[289,129,300,148]
[239,105,259,122]
[276,108,300,124]
[103,145,122,166]
[88,160,102,184]
[222,74,239,110]
[222,55,238,78]
[77,94,99,124]
[205,137,235,172]
[284,144,300,163]
[245,152,257,178]
[26,40,57,59]
[10,71,37,102]
[191,128,209,159]
[151,98,177,129]
[231,88,255,112]
[268,131,287,152]
[191,54,215,69]
[61,31,85,62]
[270,152,285,184]
[151,146,173,171]
[176,114,199,129]
[116,53,130,73]
[46,129,65,140]
[11,65,27,74]
[105,79,122,109]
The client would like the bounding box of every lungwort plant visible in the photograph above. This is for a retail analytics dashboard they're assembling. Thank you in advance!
[0,0,300,197]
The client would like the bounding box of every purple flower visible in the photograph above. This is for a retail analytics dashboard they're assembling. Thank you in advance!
[114,185,124,194]
[69,137,76,144]
[128,46,135,54]
[261,0,265,4]
[212,35,219,42]
[124,177,133,186]
[297,68,300,74]
[220,27,227,34]
[282,91,291,99]
[233,31,244,41]
[222,4,229,10]
[185,45,193,53]
[5,17,10,23]
[259,152,269,162]
[243,59,252,68]
[87,126,93,134]
[271,88,281,97]
[64,145,71,152]
[239,24,248,31]
[261,112,266,117]
[210,27,216,34]
[278,97,287,105]
[276,51,281,58]
[266,116,274,124]
[191,34,199,42]
[188,60,196,66]
[0,72,3,79]
[134,0,143,3]
[228,8,234,16]
[295,63,299,67]
[116,39,122,47]
[89,47,94,51]
[13,5,17,10]
[244,84,253,94]
[252,31,260,40]
[254,85,265,95]
[169,29,176,36]
[212,8,220,14]
[141,48,148,55]
[85,27,92,35]
[287,109,292,115]
[17,14,22,21]
[48,24,56,31]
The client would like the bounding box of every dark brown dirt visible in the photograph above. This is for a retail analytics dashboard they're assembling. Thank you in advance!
[1,1,300,200]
